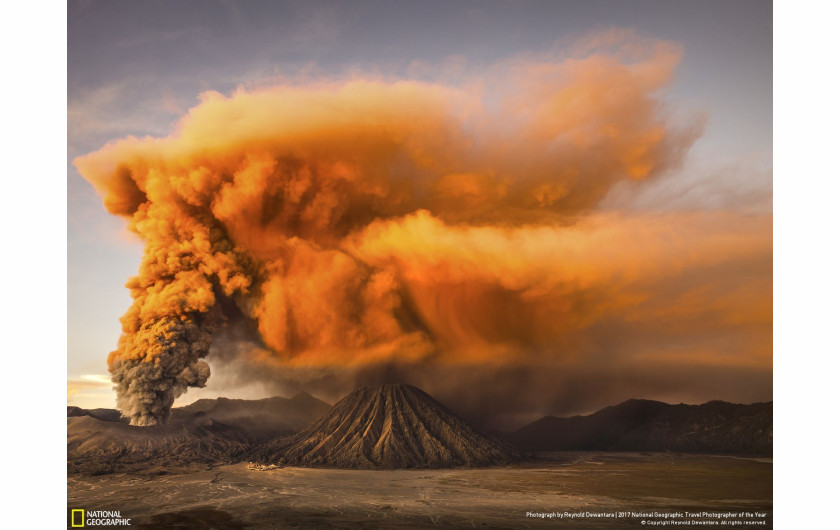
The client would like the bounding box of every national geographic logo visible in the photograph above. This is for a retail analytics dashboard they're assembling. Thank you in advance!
[69,509,131,527]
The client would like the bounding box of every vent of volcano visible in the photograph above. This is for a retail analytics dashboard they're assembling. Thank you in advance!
[252,383,520,469]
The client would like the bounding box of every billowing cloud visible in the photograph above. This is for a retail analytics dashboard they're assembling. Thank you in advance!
[75,32,769,427]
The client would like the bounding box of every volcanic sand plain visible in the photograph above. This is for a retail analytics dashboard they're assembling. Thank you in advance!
[68,452,772,529]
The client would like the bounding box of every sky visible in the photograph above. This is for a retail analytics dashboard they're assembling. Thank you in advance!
[67,0,772,429]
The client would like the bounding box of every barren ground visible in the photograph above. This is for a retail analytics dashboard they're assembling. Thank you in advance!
[67,452,772,529]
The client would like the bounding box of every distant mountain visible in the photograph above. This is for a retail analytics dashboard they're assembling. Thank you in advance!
[67,406,124,423]
[250,383,521,469]
[506,399,772,455]
[171,391,332,441]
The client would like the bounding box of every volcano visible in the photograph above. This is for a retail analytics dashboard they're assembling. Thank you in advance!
[67,392,331,475]
[251,383,520,469]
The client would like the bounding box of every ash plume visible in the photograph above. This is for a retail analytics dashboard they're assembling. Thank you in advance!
[75,33,727,425]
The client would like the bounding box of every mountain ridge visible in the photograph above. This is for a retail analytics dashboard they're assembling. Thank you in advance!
[507,399,772,454]
[68,391,773,476]
[67,392,332,475]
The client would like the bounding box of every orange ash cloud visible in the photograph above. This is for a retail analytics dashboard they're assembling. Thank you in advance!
[72,35,767,425]
[344,210,771,364]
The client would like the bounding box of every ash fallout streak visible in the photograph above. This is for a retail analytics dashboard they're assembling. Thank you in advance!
[75,34,768,426]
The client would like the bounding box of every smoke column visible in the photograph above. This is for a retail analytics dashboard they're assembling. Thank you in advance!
[76,34,704,425]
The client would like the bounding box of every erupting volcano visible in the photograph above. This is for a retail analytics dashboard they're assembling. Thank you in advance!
[72,30,769,430]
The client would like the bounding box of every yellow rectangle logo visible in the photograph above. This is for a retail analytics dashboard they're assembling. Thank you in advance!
[71,509,85,527]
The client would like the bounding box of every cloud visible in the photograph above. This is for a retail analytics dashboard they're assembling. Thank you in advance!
[72,31,769,426]
[67,374,113,402]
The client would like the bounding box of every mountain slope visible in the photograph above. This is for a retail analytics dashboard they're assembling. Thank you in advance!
[507,399,772,454]
[171,391,331,441]
[67,392,332,475]
[67,414,251,475]
[251,384,520,469]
